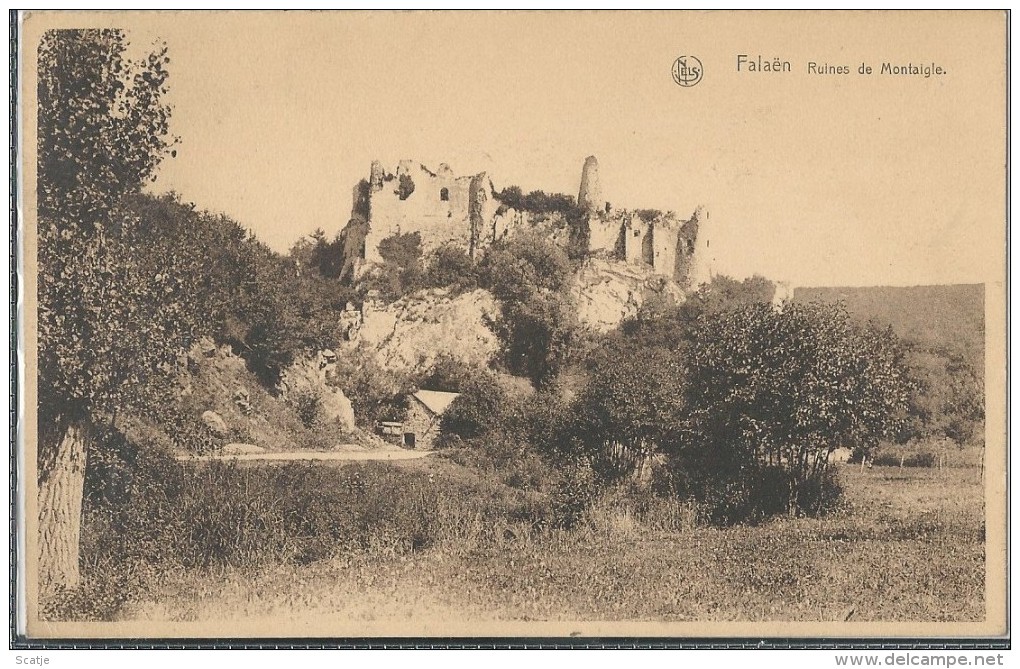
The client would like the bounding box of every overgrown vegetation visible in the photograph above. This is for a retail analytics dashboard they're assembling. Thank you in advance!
[48,449,984,623]
[43,444,549,620]
[794,284,985,449]
[422,244,479,294]
[478,231,586,385]
[360,231,426,300]
[493,185,577,216]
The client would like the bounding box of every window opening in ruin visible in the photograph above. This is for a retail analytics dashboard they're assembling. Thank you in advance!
[440,187,450,201]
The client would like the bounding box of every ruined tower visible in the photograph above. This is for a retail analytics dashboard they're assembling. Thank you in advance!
[577,155,605,215]
[370,160,385,191]
[686,206,715,287]
[468,172,490,258]
[651,216,680,276]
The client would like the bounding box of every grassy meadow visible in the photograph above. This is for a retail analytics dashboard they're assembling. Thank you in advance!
[73,453,985,625]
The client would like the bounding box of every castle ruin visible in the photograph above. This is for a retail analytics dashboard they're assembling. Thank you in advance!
[345,156,714,287]
[360,160,496,263]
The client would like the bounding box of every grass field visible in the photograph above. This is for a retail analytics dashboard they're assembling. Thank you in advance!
[119,460,984,624]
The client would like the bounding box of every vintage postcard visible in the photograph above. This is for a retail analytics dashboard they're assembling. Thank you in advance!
[14,10,1008,642]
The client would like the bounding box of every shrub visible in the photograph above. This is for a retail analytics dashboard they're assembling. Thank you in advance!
[446,432,553,492]
[423,245,477,293]
[668,302,909,522]
[416,353,488,394]
[291,387,322,428]
[397,173,415,200]
[438,371,514,442]
[54,439,556,621]
[361,231,424,300]
[550,457,603,529]
[478,233,583,385]
[330,346,413,427]
[634,208,663,222]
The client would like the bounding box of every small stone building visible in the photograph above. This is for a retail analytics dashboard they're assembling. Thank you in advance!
[402,389,461,450]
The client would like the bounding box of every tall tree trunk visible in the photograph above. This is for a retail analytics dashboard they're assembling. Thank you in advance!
[38,421,90,595]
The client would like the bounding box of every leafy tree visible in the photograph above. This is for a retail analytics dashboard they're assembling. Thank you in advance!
[308,228,345,279]
[328,346,412,427]
[36,29,179,592]
[438,371,511,442]
[622,273,775,351]
[492,291,581,387]
[480,231,572,301]
[229,243,302,384]
[572,339,687,479]
[899,343,984,445]
[479,232,582,385]
[685,274,775,315]
[123,192,341,383]
[673,302,910,520]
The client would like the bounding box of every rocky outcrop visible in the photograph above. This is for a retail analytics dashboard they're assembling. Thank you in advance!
[571,257,687,332]
[344,288,500,374]
[278,353,356,430]
[201,410,229,440]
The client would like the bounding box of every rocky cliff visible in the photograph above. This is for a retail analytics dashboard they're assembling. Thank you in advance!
[571,257,687,332]
[342,288,501,374]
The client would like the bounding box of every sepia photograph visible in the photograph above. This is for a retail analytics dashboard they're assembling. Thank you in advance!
[13,10,1008,642]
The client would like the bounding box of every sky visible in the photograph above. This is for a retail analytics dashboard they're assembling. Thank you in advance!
[25,11,1007,287]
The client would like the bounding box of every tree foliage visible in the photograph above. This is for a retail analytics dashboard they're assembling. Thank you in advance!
[36,28,183,593]
[572,338,687,478]
[899,344,984,445]
[422,244,478,293]
[438,371,511,442]
[37,29,182,431]
[623,274,775,351]
[360,231,424,300]
[479,232,582,385]
[673,302,910,519]
[493,186,577,216]
[417,353,482,394]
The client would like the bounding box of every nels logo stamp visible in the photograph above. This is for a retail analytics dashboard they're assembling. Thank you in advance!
[672,55,703,87]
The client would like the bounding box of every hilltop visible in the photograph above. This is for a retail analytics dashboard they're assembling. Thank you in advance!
[793,284,984,366]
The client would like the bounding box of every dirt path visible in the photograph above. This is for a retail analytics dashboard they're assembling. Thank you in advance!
[177,449,435,463]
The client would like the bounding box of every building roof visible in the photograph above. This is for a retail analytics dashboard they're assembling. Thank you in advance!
[412,390,461,416]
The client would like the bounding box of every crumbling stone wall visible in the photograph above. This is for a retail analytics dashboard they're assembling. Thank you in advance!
[363,161,485,263]
[623,215,649,265]
[650,214,680,276]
